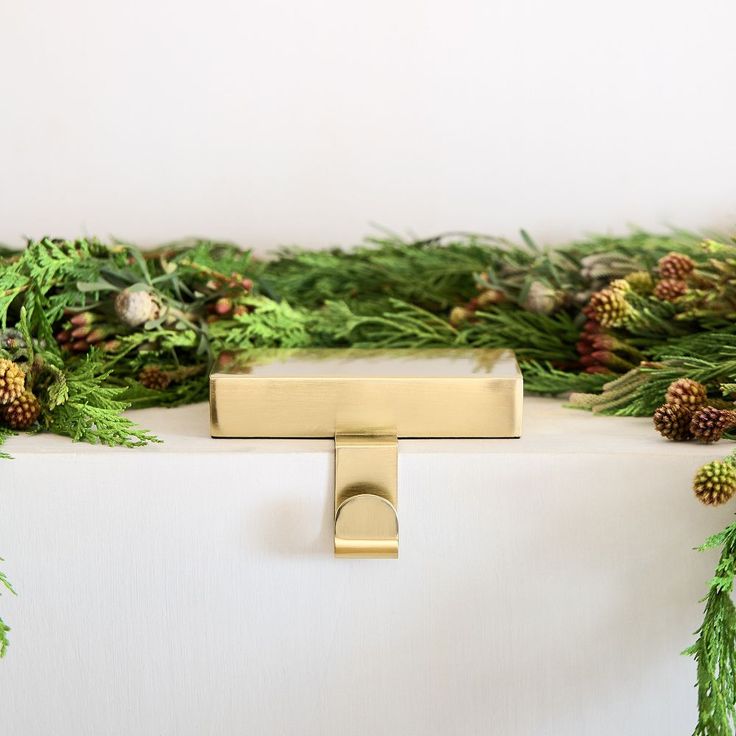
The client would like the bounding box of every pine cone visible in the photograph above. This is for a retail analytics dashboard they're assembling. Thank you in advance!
[114,289,161,327]
[653,403,694,441]
[583,288,631,328]
[665,378,707,408]
[703,398,736,410]
[690,407,736,443]
[658,252,695,280]
[624,271,654,295]
[654,278,688,302]
[0,359,25,405]
[2,390,41,429]
[694,460,736,506]
[138,365,171,390]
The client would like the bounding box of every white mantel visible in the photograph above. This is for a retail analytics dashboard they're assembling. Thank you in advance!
[0,397,730,735]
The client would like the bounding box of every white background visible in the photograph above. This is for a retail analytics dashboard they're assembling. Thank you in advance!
[1,1,735,249]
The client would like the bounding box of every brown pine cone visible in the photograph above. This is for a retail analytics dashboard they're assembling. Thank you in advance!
[138,365,172,390]
[583,288,631,328]
[703,398,736,410]
[0,359,25,405]
[694,460,736,506]
[653,278,687,302]
[690,407,736,443]
[658,252,695,280]
[2,390,41,429]
[653,403,694,441]
[665,378,707,408]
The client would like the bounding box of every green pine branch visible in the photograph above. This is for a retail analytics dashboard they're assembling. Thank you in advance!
[0,426,15,460]
[521,361,610,395]
[208,297,312,352]
[685,517,736,735]
[568,330,736,416]
[0,560,16,658]
[47,353,160,447]
[311,299,458,348]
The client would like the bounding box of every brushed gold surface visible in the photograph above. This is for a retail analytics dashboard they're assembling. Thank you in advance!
[209,348,522,558]
[334,434,398,558]
[210,348,522,439]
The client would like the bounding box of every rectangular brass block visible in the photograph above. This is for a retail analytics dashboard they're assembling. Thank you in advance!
[210,348,522,439]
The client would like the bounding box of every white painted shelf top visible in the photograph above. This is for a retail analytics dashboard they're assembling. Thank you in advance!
[2,396,721,459]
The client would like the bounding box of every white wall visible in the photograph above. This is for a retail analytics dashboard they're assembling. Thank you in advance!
[1,1,735,250]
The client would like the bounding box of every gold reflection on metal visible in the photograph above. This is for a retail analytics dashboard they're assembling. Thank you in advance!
[210,348,522,558]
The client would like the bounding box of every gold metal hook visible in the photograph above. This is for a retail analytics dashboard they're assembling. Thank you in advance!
[334,434,398,558]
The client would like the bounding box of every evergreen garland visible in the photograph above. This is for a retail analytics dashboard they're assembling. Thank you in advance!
[0,229,735,733]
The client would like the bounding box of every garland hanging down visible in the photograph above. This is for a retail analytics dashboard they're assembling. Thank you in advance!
[1,230,736,733]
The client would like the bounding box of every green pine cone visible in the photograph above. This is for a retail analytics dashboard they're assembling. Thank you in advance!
[694,460,736,506]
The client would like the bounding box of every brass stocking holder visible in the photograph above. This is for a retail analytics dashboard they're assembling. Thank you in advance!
[210,348,522,559]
